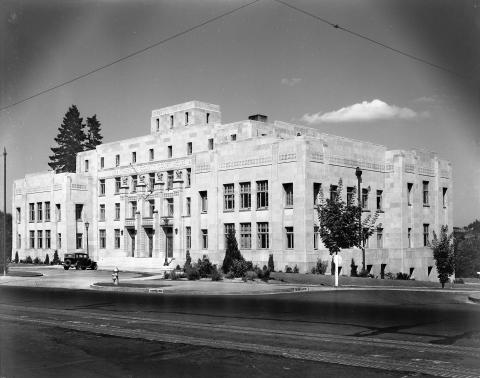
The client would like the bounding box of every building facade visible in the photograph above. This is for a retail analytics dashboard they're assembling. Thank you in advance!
[12,100,453,280]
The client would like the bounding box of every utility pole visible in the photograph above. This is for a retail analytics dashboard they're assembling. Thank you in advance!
[3,148,7,276]
[356,167,364,272]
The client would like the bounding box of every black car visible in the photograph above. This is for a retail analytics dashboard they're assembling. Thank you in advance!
[63,253,98,270]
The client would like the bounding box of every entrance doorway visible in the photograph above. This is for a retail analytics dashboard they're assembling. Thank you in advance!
[145,229,154,257]
[164,227,173,259]
[127,229,136,257]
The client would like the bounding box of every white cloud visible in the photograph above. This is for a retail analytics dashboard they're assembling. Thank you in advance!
[301,99,425,124]
[281,77,301,86]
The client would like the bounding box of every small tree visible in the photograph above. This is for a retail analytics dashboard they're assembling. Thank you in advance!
[222,228,243,273]
[52,250,60,265]
[44,253,50,265]
[84,115,103,150]
[14,251,19,264]
[267,254,275,272]
[184,250,192,271]
[350,258,358,277]
[431,225,455,288]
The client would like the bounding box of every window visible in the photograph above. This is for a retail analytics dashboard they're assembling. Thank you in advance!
[208,138,214,150]
[29,203,35,222]
[100,157,104,169]
[115,203,120,220]
[99,179,105,195]
[166,198,174,216]
[224,223,235,245]
[257,222,269,249]
[377,228,383,248]
[16,207,21,223]
[76,233,83,249]
[224,184,235,211]
[57,233,62,249]
[286,227,294,249]
[167,170,173,190]
[167,145,172,158]
[148,200,155,217]
[376,190,383,210]
[283,183,293,208]
[37,202,43,222]
[185,112,189,125]
[114,229,121,249]
[200,191,208,213]
[330,185,338,201]
[186,197,191,216]
[186,168,191,187]
[56,204,61,221]
[314,226,320,249]
[115,177,121,194]
[442,187,448,208]
[423,181,429,206]
[170,115,174,127]
[130,201,137,218]
[230,134,236,141]
[99,230,106,249]
[17,233,21,248]
[29,231,35,248]
[408,227,412,248]
[156,118,160,131]
[75,204,83,221]
[423,224,429,246]
[201,229,208,249]
[407,182,413,206]
[206,113,210,124]
[240,223,251,249]
[313,183,322,206]
[45,230,51,249]
[131,175,137,193]
[240,182,251,210]
[45,202,50,222]
[85,159,89,172]
[115,154,120,167]
[37,230,43,249]
[362,189,369,210]
[187,142,192,155]
[347,187,355,205]
[149,148,154,161]
[132,151,136,163]
[98,204,105,221]
[149,173,155,190]
[186,227,191,249]
[256,181,268,209]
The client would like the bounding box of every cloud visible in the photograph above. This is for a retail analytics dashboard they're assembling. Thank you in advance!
[301,99,426,124]
[281,77,301,86]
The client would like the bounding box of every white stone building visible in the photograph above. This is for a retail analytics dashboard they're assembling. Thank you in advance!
[12,100,453,279]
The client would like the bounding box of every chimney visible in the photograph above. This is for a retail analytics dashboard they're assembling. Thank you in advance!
[248,114,268,122]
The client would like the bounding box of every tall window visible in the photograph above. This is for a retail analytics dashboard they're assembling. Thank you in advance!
[167,145,172,158]
[99,230,106,249]
[407,183,413,206]
[240,182,251,210]
[29,231,35,248]
[56,204,61,221]
[37,230,43,249]
[131,175,137,193]
[361,189,369,210]
[148,200,155,217]
[224,223,235,245]
[115,203,120,220]
[45,202,51,221]
[167,171,173,190]
[85,159,89,172]
[15,207,21,223]
[423,181,429,206]
[29,203,35,222]
[376,190,383,210]
[99,179,105,195]
[313,183,322,206]
[187,142,192,155]
[377,228,383,248]
[330,185,338,201]
[166,198,174,217]
[224,184,235,211]
[186,168,191,187]
[408,227,412,248]
[45,230,51,249]
[37,202,43,222]
[256,181,268,209]
[230,134,237,141]
[208,138,214,150]
[114,177,121,194]
[186,227,191,249]
[206,112,210,124]
[442,187,448,208]
[17,233,21,248]
[149,148,154,161]
[283,183,293,208]
[186,197,191,216]
[99,204,105,221]
[114,229,120,249]
[100,156,104,169]
[347,187,355,205]
[423,224,429,246]
[75,204,83,221]
[149,173,155,190]
[240,223,251,249]
[115,154,120,167]
[170,115,174,127]
[285,227,294,249]
[185,112,189,125]
[257,222,269,249]
[132,151,136,163]
[76,233,83,249]
[314,226,320,249]
[200,191,208,213]
[57,233,62,249]
[201,229,208,249]
[130,201,137,218]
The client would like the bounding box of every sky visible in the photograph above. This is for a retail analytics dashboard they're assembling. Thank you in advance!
[0,0,479,226]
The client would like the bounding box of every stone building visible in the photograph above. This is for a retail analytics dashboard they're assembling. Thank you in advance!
[12,100,453,280]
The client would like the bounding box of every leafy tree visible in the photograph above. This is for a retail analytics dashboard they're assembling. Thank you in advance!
[0,211,12,273]
[267,253,275,272]
[431,225,455,288]
[49,105,86,172]
[455,237,480,277]
[222,228,243,273]
[84,115,103,150]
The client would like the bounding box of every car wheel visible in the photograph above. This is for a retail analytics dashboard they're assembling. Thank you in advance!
[63,265,69,270]
[81,266,86,270]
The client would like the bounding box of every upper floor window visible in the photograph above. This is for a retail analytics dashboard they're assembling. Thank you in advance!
[37,202,43,222]
[99,204,105,221]
[240,182,251,210]
[115,203,120,220]
[131,175,137,193]
[186,168,191,187]
[131,151,136,163]
[99,179,105,196]
[376,190,383,210]
[361,188,369,210]
[330,185,338,201]
[45,202,50,222]
[408,227,412,248]
[313,183,322,206]
[423,224,429,246]
[167,170,173,190]
[206,112,210,124]
[75,204,83,221]
[156,118,160,131]
[170,115,174,128]
[149,148,154,161]
[56,204,61,221]
[224,184,235,211]
[407,182,413,206]
[186,197,191,216]
[185,112,189,125]
[115,154,120,167]
[99,230,106,249]
[84,159,89,172]
[423,181,429,206]
[130,201,137,218]
[256,181,268,209]
[115,177,121,194]
[187,142,192,155]
[208,138,214,150]
[16,207,21,223]
[283,183,293,208]
[167,145,172,158]
[149,173,155,190]
[442,187,448,208]
[100,157,104,169]
[29,203,35,222]
[200,191,208,213]
[166,198,174,217]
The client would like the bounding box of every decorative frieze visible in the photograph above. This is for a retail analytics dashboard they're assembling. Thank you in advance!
[310,152,324,163]
[278,153,296,162]
[219,156,272,171]
[98,158,192,178]
[418,167,435,177]
[70,184,87,191]
[405,164,415,173]
[326,154,387,172]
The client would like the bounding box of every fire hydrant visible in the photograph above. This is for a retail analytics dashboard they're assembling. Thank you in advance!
[112,267,119,285]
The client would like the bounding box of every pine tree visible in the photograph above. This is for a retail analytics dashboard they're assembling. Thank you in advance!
[222,229,243,273]
[84,115,103,150]
[48,105,86,173]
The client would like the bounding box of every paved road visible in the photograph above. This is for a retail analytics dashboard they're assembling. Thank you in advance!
[0,284,479,377]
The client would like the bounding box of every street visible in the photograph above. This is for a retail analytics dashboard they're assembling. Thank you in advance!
[0,283,479,377]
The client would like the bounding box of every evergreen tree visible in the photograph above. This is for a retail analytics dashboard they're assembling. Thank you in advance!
[84,114,103,150]
[431,225,455,288]
[48,105,86,172]
[183,250,192,271]
[222,229,243,273]
[267,253,275,272]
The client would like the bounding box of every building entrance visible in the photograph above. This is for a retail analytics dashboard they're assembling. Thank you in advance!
[127,229,136,257]
[164,227,173,259]
[145,228,154,257]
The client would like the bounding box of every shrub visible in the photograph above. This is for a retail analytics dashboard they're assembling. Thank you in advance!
[52,250,60,265]
[293,265,299,273]
[225,271,235,279]
[19,259,25,264]
[311,259,328,275]
[211,266,223,281]
[243,270,257,282]
[186,266,200,280]
[164,271,171,279]
[350,258,358,277]
[384,272,395,280]
[197,255,214,278]
[230,259,252,278]
[25,256,34,264]
[175,264,181,271]
[222,229,244,273]
[44,254,50,265]
[14,251,19,264]
[170,270,180,280]
[268,254,275,272]
[285,265,293,273]
[184,250,192,271]
[396,272,410,280]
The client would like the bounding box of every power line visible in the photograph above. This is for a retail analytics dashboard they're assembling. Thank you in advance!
[0,0,261,112]
[273,0,467,80]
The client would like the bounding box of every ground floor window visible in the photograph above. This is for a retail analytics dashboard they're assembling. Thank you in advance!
[57,233,62,249]
[201,229,208,249]
[45,230,51,249]
[30,231,35,248]
[186,227,191,249]
[240,223,251,249]
[99,229,106,249]
[285,227,294,249]
[76,233,83,249]
[114,229,120,249]
[224,223,235,246]
[257,222,269,249]
[313,226,319,250]
[37,230,43,249]
[377,228,383,248]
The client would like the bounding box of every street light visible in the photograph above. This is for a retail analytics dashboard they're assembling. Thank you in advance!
[85,221,90,257]
[355,167,364,272]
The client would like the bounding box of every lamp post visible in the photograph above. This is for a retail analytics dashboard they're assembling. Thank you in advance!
[355,167,364,272]
[85,221,90,257]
